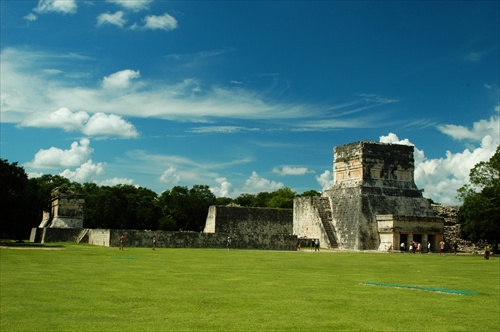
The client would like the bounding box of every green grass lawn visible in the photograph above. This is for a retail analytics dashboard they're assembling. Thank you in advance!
[1,243,499,331]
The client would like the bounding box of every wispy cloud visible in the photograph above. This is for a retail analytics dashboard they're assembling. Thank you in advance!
[97,11,127,28]
[188,126,260,134]
[138,13,178,31]
[1,47,418,134]
[273,166,313,176]
[35,0,77,15]
[24,0,78,21]
[106,0,153,12]
[437,116,499,141]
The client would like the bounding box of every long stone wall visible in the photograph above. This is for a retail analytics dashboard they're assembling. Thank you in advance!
[204,206,293,235]
[110,229,296,250]
[31,205,297,250]
[33,227,297,251]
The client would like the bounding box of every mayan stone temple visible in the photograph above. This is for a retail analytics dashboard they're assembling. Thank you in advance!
[294,141,444,251]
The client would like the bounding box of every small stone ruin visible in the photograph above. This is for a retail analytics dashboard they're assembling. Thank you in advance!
[38,188,84,229]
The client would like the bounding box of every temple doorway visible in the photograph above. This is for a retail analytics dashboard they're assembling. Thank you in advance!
[400,233,408,252]
[428,234,436,253]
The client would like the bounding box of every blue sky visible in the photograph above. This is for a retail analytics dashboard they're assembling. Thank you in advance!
[1,0,498,205]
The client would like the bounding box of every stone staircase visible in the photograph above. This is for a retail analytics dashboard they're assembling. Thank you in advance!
[316,198,339,249]
[76,229,89,244]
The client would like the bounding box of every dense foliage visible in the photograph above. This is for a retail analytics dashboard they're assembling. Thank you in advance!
[1,159,321,239]
[0,159,44,239]
[457,146,500,248]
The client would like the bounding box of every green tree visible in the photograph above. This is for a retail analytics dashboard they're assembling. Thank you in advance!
[0,159,44,239]
[267,187,296,209]
[299,189,321,197]
[215,196,234,205]
[82,184,160,230]
[457,146,500,250]
[253,191,272,207]
[157,185,216,231]
[234,193,255,207]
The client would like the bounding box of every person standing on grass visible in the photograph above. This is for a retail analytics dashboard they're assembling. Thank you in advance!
[152,235,157,251]
[484,245,491,260]
[427,241,432,254]
[439,241,445,255]
[120,234,126,251]
[227,236,231,250]
[314,239,320,251]
[453,241,458,255]
[400,241,405,253]
[417,242,422,254]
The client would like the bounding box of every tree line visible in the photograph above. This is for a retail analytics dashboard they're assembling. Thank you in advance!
[0,159,320,239]
[2,146,498,248]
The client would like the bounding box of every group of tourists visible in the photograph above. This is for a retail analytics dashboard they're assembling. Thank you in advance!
[400,240,430,254]
[119,234,493,259]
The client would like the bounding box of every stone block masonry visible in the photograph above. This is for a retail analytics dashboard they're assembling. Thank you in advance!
[33,228,297,251]
[294,141,444,251]
[39,189,84,229]
[204,206,293,235]
[33,205,297,250]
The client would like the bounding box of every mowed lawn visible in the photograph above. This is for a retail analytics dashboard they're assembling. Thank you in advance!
[1,243,499,331]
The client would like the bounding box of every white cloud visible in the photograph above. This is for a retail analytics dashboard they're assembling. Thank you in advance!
[102,69,141,90]
[24,13,38,21]
[273,165,311,176]
[60,160,105,183]
[106,0,153,12]
[0,47,414,130]
[437,116,499,141]
[97,11,126,28]
[21,107,89,131]
[210,177,233,198]
[242,171,284,194]
[379,132,412,146]
[159,166,181,184]
[316,170,333,191]
[189,126,259,134]
[98,177,134,187]
[131,13,178,31]
[82,113,139,138]
[379,116,499,205]
[34,0,77,15]
[19,107,138,139]
[25,138,94,169]
[144,13,178,31]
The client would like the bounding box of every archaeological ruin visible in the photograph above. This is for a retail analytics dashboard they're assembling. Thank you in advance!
[294,141,444,251]
[31,140,446,252]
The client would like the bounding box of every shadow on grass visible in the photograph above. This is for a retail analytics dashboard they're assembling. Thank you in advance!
[0,240,65,249]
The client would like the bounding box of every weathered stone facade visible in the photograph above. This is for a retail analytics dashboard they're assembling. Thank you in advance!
[39,188,84,229]
[204,206,293,235]
[294,141,444,251]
